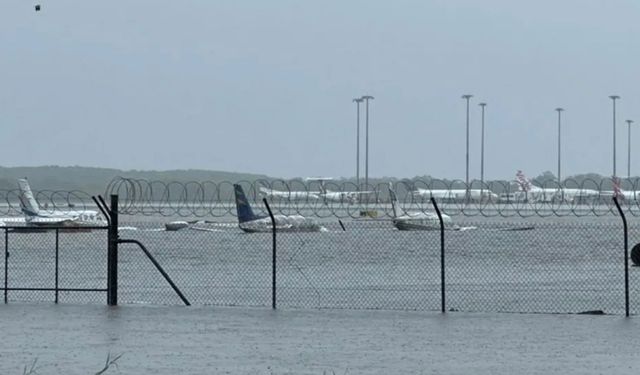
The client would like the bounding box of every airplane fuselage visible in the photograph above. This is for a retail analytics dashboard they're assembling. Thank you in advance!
[259,188,320,202]
[392,211,455,231]
[413,188,498,202]
[238,214,324,233]
[25,209,104,226]
[517,187,599,203]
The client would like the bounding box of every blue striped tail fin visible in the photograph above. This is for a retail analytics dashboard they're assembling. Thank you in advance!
[233,184,258,223]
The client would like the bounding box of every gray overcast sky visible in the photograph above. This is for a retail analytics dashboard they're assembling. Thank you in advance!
[1,0,639,180]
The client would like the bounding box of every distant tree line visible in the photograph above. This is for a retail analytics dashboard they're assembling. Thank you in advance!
[0,165,630,196]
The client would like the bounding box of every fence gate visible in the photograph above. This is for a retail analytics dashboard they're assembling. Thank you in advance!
[1,226,108,304]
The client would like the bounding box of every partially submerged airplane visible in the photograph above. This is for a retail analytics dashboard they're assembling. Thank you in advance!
[389,185,455,230]
[0,178,105,227]
[234,184,325,232]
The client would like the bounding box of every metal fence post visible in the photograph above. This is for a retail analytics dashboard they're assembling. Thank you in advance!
[107,195,119,306]
[263,198,277,309]
[612,197,629,317]
[430,197,446,313]
[4,229,8,304]
[55,228,59,304]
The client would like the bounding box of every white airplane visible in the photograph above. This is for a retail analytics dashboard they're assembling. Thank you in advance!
[305,177,374,204]
[598,177,640,202]
[234,184,325,233]
[389,185,455,230]
[411,187,498,203]
[613,189,640,201]
[514,171,599,203]
[258,185,321,202]
[0,178,105,227]
[321,189,375,204]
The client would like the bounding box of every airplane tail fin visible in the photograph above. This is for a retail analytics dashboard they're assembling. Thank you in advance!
[233,184,258,223]
[18,178,40,216]
[612,176,623,198]
[388,183,401,218]
[515,170,532,192]
[317,182,327,195]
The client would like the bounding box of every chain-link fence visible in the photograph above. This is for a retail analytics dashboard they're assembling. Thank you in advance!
[446,221,627,314]
[117,224,271,307]
[113,221,441,309]
[1,213,637,315]
[107,217,637,315]
[0,227,108,304]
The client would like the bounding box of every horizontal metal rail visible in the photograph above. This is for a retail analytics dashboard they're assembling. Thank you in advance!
[2,226,109,230]
[2,287,107,292]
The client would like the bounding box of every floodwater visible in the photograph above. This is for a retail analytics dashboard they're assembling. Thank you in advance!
[1,304,639,374]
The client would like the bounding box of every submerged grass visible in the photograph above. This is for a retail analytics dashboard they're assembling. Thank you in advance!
[94,352,124,375]
[19,353,123,375]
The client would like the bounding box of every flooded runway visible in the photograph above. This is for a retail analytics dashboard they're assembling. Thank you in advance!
[1,304,640,374]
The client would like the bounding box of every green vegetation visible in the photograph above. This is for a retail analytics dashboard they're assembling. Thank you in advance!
[0,166,271,195]
[0,165,626,196]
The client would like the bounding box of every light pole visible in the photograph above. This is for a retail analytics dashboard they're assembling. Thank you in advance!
[462,94,473,200]
[627,119,634,178]
[555,108,564,184]
[479,102,487,197]
[362,95,374,190]
[353,98,363,189]
[610,95,620,177]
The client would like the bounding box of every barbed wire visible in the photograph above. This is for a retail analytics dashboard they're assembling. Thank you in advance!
[101,176,640,218]
[0,189,95,216]
[1,176,638,218]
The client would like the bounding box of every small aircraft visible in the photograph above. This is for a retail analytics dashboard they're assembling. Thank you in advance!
[0,178,105,227]
[389,184,455,230]
[234,184,325,233]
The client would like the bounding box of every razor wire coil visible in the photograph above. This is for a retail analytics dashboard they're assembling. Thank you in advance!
[1,176,638,219]
[100,176,640,219]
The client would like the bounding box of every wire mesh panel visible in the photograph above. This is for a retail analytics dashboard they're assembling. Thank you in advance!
[446,221,626,314]
[5,230,58,302]
[0,231,4,301]
[1,184,637,314]
[276,221,442,310]
[117,222,271,307]
[57,229,108,304]
[3,228,107,303]
[111,218,635,315]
